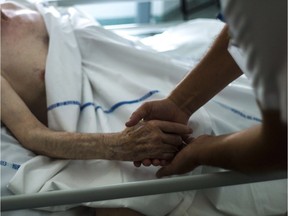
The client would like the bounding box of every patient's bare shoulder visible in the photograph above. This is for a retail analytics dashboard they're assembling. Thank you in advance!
[1,2,49,125]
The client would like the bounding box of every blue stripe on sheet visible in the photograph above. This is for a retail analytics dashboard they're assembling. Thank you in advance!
[0,160,21,170]
[48,101,81,111]
[47,90,160,113]
[213,100,262,122]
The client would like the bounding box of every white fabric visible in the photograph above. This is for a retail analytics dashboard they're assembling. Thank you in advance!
[221,0,287,123]
[2,3,286,216]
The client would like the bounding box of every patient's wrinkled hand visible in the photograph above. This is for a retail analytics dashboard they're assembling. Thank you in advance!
[119,120,192,161]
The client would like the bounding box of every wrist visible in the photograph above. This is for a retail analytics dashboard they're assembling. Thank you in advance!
[167,94,194,117]
[192,134,235,170]
[103,133,122,160]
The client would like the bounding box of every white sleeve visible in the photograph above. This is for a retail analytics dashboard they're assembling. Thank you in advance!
[221,0,287,123]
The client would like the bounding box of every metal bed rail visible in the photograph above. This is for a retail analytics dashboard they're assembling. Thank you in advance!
[1,171,286,211]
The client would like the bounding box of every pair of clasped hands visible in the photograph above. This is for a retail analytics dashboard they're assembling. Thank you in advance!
[126,98,201,178]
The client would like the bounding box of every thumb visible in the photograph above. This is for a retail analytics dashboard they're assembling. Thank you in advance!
[156,163,179,178]
[125,106,149,127]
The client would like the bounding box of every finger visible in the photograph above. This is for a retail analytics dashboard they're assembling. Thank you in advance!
[184,136,195,143]
[125,113,142,127]
[160,160,170,166]
[143,159,152,167]
[133,161,142,167]
[156,158,186,178]
[156,164,178,178]
[181,134,193,142]
[152,159,161,166]
[125,105,149,127]
[151,152,175,161]
[155,121,192,135]
[161,134,183,147]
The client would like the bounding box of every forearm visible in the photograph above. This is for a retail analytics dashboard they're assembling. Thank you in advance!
[169,25,242,116]
[196,126,267,172]
[1,75,119,160]
[196,117,287,173]
[28,129,121,160]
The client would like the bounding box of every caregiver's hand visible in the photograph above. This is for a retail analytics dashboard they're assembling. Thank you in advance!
[119,120,192,161]
[156,136,205,178]
[125,98,190,127]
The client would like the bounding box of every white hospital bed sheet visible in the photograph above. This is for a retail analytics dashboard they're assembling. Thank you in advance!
[1,2,287,216]
[139,19,224,64]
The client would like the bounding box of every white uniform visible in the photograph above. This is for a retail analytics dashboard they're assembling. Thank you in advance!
[220,0,287,123]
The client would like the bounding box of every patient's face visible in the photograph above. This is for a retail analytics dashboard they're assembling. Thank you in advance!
[1,1,48,77]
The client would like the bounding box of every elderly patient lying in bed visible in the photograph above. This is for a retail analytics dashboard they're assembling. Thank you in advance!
[1,1,190,162]
[1,1,193,215]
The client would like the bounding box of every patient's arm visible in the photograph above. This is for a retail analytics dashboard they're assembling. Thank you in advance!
[1,75,191,161]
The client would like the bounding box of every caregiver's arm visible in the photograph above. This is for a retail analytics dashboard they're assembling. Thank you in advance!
[127,25,243,167]
[168,25,242,117]
[157,111,287,177]
[126,25,243,126]
[1,75,190,161]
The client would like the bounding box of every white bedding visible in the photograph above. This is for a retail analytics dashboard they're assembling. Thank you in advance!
[1,2,286,216]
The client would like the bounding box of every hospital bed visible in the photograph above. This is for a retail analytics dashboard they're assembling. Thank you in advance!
[1,1,287,216]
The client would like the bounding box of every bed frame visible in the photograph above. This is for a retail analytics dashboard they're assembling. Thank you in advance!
[2,170,286,211]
